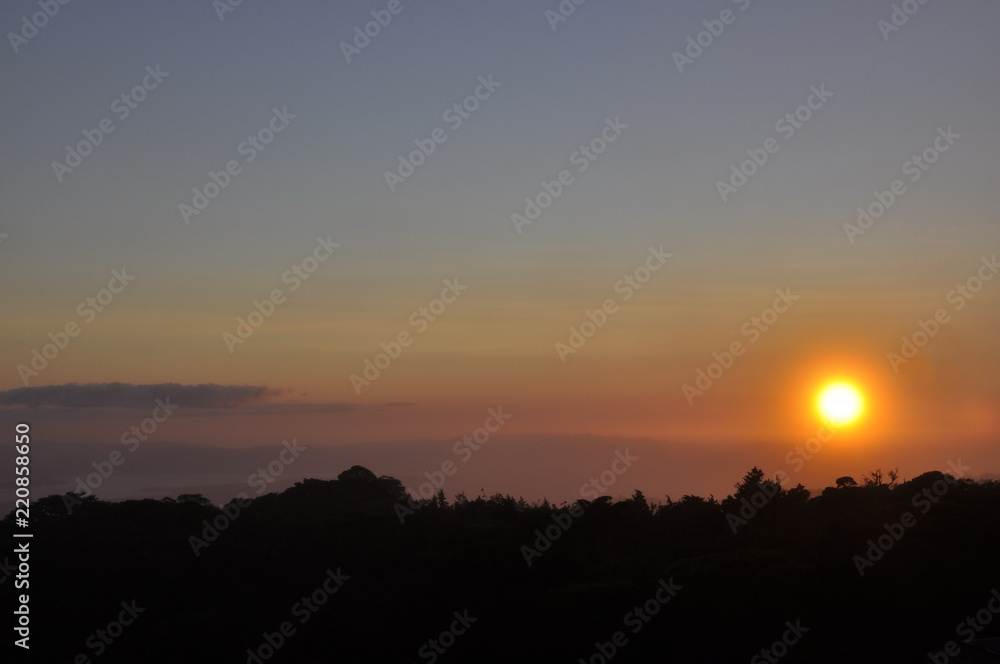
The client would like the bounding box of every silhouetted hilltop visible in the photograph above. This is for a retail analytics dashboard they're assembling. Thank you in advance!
[5,467,1000,663]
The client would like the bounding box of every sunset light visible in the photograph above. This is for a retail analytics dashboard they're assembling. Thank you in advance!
[818,382,865,427]
[2,2,999,661]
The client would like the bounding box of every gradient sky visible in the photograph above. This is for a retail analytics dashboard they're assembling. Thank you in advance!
[1,0,998,503]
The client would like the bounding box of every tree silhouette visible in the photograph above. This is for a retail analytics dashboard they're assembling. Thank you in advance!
[176,493,211,505]
[862,466,900,488]
[5,464,999,663]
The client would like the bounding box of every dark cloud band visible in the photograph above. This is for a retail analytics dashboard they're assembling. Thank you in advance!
[0,383,276,409]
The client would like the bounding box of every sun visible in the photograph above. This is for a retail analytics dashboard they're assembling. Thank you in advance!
[817,382,865,426]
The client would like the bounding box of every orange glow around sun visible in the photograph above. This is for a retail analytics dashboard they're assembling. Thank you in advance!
[779,354,896,446]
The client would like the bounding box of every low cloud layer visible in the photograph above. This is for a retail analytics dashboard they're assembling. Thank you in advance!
[0,383,277,409]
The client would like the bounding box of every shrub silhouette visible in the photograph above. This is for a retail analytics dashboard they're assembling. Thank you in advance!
[5,465,999,663]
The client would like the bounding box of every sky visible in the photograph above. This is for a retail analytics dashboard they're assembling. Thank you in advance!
[1,0,998,506]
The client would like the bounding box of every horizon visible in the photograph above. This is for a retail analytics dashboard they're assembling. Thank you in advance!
[0,407,995,511]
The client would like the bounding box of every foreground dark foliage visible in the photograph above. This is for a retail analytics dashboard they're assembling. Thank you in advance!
[5,466,1000,663]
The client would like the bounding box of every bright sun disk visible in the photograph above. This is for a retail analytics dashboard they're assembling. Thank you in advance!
[818,382,864,426]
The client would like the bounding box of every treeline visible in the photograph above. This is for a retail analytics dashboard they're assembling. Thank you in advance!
[5,466,1000,663]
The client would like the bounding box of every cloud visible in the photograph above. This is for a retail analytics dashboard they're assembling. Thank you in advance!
[0,383,277,409]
